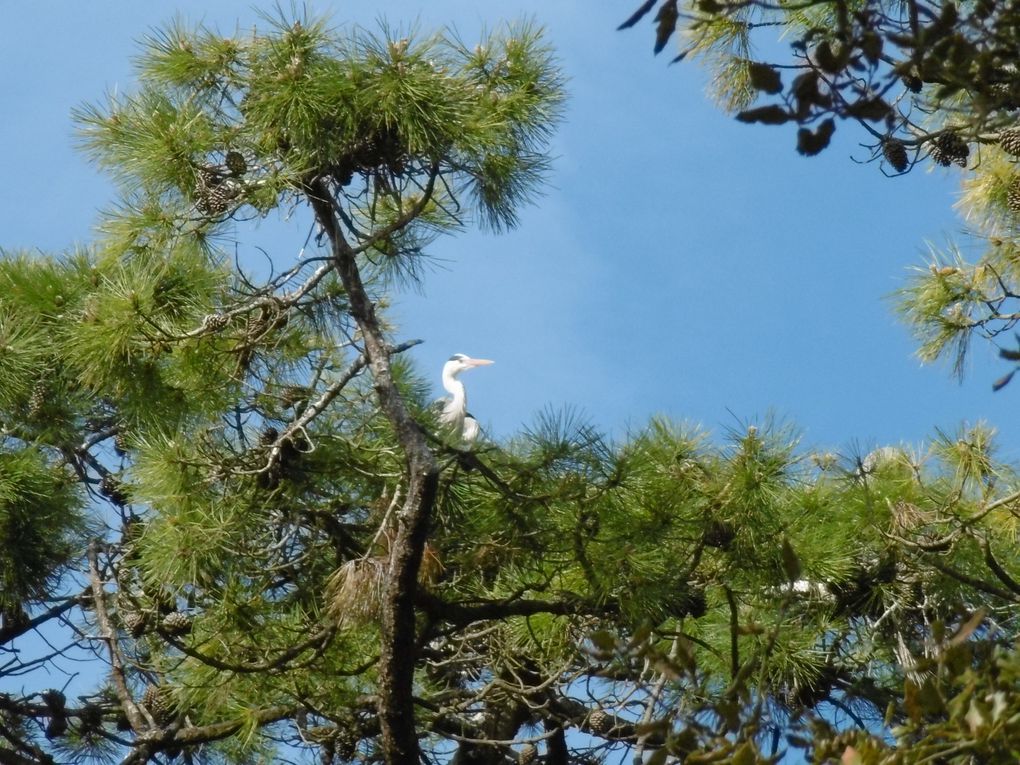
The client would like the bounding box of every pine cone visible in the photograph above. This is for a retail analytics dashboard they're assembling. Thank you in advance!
[122,610,147,638]
[45,715,68,739]
[203,312,229,331]
[195,168,239,216]
[160,611,192,636]
[114,429,129,457]
[928,132,969,167]
[334,728,359,760]
[100,474,129,507]
[1000,128,1020,157]
[990,83,1019,111]
[142,684,174,725]
[41,690,66,714]
[304,726,336,744]
[588,709,613,735]
[882,138,908,172]
[702,520,736,550]
[1008,176,1020,215]
[685,588,708,619]
[518,743,538,764]
[28,381,47,418]
[197,184,234,215]
[225,150,247,176]
[902,74,923,94]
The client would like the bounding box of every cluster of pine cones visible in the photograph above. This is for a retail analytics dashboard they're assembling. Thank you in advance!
[882,125,1020,217]
[1000,128,1020,214]
[194,151,247,217]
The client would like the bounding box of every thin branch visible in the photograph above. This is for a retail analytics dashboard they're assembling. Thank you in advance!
[0,593,84,646]
[87,542,150,732]
[928,558,1019,602]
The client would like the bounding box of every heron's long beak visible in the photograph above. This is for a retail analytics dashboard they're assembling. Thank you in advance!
[466,358,494,367]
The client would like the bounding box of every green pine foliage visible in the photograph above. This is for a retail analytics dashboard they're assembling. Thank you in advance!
[0,449,84,615]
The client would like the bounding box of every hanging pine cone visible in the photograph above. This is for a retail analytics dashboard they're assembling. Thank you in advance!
[990,83,1019,111]
[334,728,359,760]
[142,684,174,725]
[1000,128,1020,157]
[160,611,192,636]
[902,74,923,94]
[41,690,66,715]
[1008,176,1020,215]
[197,184,234,215]
[143,585,178,615]
[684,587,708,619]
[518,743,538,764]
[114,429,129,457]
[225,150,247,176]
[100,474,129,507]
[41,688,68,738]
[702,520,736,550]
[882,138,909,173]
[122,610,147,638]
[928,131,969,167]
[588,709,613,735]
[304,726,336,744]
[141,683,160,708]
[28,381,47,418]
[194,168,239,216]
[45,715,68,739]
[202,312,229,331]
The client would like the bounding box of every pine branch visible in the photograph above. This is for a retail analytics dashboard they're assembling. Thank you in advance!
[250,339,422,476]
[0,592,83,646]
[416,590,615,624]
[928,557,1020,602]
[0,745,46,765]
[119,705,296,765]
[982,538,1020,597]
[157,624,342,674]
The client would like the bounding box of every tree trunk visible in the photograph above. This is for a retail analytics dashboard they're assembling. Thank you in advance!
[308,179,441,764]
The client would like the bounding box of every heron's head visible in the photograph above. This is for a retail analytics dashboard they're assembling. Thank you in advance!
[444,353,494,379]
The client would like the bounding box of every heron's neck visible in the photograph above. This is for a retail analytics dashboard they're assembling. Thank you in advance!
[442,371,467,411]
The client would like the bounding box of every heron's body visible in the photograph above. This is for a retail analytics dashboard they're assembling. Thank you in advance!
[438,353,493,443]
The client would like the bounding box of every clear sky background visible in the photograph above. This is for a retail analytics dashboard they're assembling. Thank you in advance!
[1,1,1013,461]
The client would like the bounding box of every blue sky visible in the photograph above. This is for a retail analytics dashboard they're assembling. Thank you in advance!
[2,1,1012,460]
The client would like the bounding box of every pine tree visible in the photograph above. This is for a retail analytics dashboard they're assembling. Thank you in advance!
[3,8,1020,765]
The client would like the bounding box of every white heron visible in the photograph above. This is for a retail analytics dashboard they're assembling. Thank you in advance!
[438,353,493,443]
